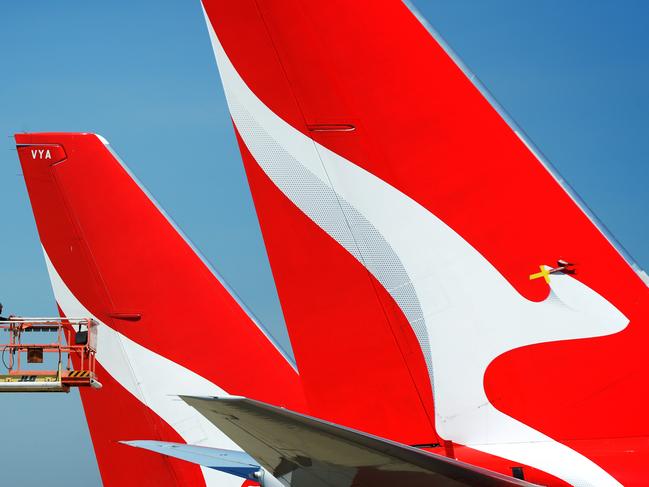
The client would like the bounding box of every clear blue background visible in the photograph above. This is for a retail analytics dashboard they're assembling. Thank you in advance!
[1,1,647,485]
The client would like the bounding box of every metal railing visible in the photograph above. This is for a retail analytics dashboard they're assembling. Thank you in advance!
[0,317,100,392]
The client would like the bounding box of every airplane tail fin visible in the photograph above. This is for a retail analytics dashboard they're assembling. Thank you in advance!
[15,132,304,487]
[200,1,648,484]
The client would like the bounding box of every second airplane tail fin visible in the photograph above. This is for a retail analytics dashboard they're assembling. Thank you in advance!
[15,132,304,487]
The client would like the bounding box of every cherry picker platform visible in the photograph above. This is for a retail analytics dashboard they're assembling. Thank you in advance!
[0,317,102,393]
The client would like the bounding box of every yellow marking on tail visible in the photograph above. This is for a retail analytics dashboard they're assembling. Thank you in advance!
[529,265,551,284]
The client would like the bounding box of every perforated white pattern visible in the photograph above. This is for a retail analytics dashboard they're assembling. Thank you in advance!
[230,97,434,384]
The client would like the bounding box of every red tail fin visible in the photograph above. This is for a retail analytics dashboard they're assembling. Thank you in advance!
[15,132,304,486]
[201,1,648,485]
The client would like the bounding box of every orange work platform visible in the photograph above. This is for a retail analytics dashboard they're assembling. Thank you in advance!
[0,317,102,393]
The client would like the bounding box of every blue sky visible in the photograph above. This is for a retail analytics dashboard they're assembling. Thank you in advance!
[1,1,647,485]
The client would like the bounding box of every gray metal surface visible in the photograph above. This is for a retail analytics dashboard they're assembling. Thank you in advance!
[182,396,538,487]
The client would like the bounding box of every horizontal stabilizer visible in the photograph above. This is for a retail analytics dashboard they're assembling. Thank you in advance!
[182,396,538,487]
[121,441,260,480]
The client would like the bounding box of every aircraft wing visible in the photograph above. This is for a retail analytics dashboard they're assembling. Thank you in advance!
[181,396,538,487]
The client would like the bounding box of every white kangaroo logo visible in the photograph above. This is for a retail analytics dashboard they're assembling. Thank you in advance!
[205,18,627,486]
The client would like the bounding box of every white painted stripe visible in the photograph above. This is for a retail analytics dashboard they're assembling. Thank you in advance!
[43,249,243,487]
